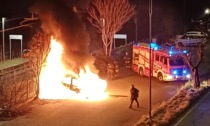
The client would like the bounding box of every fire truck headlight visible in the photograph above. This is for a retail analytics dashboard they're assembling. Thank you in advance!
[173,70,177,75]
[186,74,191,79]
[167,75,173,80]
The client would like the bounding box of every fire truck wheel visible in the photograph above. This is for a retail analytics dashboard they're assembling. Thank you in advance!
[139,68,144,77]
[157,73,163,81]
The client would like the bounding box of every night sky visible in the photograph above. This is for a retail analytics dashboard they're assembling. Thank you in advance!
[0,0,209,43]
[0,0,209,22]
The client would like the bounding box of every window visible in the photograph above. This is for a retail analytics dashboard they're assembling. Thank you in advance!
[160,56,167,65]
[133,53,139,60]
[155,54,159,61]
[170,57,185,66]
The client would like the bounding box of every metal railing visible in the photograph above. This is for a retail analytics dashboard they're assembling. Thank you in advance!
[0,61,37,110]
[0,50,22,62]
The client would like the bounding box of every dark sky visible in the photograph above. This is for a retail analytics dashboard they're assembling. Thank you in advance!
[0,0,209,21]
[0,0,35,18]
[131,0,210,21]
[0,0,209,42]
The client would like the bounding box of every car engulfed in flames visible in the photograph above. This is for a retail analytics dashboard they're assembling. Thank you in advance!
[39,37,108,101]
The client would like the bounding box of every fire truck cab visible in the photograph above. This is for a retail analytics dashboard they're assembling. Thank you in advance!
[132,43,191,82]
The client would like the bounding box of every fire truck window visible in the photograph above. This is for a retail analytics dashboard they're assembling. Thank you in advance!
[170,57,185,66]
[155,55,159,61]
[134,53,139,60]
[160,56,167,65]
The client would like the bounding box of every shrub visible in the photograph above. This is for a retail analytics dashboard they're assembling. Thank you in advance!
[134,80,209,126]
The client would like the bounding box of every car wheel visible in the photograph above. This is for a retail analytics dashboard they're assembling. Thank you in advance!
[157,73,163,81]
[139,68,144,77]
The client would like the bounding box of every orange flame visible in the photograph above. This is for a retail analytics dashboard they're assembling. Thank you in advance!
[39,37,108,101]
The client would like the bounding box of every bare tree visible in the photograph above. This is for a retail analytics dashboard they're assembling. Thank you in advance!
[174,43,204,88]
[0,32,50,118]
[88,0,136,56]
[24,32,51,97]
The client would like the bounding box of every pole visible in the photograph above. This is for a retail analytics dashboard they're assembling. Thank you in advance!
[134,15,138,42]
[2,17,6,62]
[136,18,138,42]
[183,0,186,32]
[149,0,152,121]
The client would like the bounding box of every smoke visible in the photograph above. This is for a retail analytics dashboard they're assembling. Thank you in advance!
[31,0,96,72]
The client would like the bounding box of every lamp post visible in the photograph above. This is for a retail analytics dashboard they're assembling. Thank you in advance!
[149,0,152,121]
[204,8,210,15]
[204,8,210,32]
[2,17,6,62]
[134,15,138,42]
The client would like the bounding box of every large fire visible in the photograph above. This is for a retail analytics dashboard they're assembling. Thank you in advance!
[39,38,108,101]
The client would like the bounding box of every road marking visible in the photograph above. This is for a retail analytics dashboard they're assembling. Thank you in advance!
[174,92,210,126]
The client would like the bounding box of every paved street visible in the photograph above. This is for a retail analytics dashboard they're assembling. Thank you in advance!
[0,73,185,126]
[174,90,210,126]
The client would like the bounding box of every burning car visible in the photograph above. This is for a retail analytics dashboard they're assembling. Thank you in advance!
[62,75,80,94]
[39,38,108,100]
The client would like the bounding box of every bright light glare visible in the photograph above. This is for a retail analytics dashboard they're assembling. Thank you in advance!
[183,50,187,54]
[186,74,191,79]
[166,75,173,80]
[173,70,177,75]
[150,42,159,50]
[39,37,108,101]
[205,8,210,14]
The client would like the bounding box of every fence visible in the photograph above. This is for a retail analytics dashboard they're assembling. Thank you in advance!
[0,61,38,110]
[0,50,22,63]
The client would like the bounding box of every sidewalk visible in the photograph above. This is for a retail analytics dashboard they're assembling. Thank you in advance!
[174,90,210,126]
[0,58,28,70]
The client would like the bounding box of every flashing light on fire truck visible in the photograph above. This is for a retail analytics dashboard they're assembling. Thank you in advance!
[183,50,187,54]
[172,69,191,79]
[132,42,191,82]
[150,42,159,50]
[168,47,188,56]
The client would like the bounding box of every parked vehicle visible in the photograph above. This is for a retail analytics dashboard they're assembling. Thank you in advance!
[184,31,208,38]
[132,43,191,82]
[173,33,207,47]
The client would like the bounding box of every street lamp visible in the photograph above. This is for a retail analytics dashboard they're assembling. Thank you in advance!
[204,8,210,15]
[2,17,6,62]
[149,0,152,121]
[134,15,138,42]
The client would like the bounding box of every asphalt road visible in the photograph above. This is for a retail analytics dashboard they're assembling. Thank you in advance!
[0,72,186,126]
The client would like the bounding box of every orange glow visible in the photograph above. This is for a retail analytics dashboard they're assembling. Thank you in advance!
[39,37,108,101]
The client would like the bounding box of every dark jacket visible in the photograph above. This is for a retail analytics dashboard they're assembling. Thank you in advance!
[130,87,139,99]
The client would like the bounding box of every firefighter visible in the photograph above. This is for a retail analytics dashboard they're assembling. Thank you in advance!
[123,52,131,69]
[129,84,139,109]
[107,60,119,80]
[107,61,115,80]
[114,61,119,79]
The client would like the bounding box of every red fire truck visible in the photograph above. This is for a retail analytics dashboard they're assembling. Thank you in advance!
[132,43,191,81]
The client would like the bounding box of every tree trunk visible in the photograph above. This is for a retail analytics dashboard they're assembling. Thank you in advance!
[108,39,113,56]
[193,67,200,88]
[104,44,108,56]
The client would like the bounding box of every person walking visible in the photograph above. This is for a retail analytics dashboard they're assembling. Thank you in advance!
[129,84,139,108]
